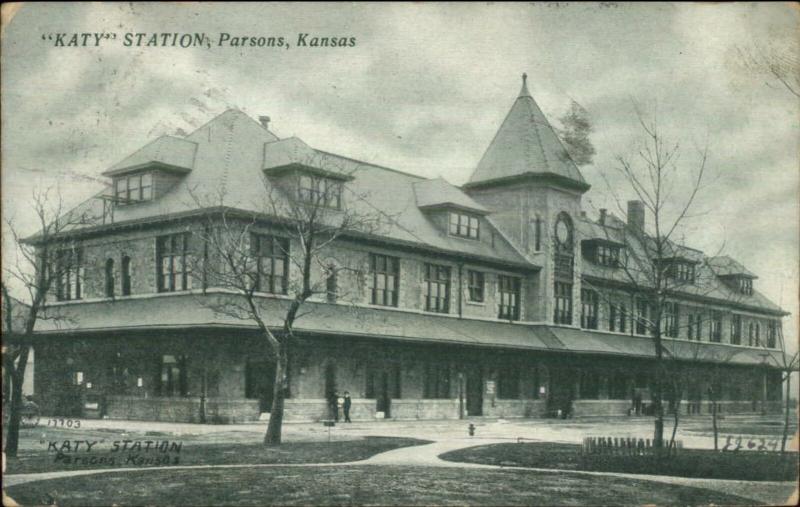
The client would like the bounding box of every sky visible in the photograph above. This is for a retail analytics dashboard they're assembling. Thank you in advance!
[2,2,798,351]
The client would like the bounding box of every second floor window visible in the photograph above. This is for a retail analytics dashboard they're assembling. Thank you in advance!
[687,313,702,340]
[554,282,572,325]
[498,275,521,321]
[467,270,484,303]
[105,258,115,297]
[749,321,760,347]
[594,244,620,267]
[449,212,479,239]
[635,298,650,335]
[121,255,132,296]
[767,322,778,348]
[580,289,598,329]
[709,311,722,342]
[731,314,742,345]
[253,235,289,294]
[663,302,679,338]
[424,263,451,313]
[115,173,153,204]
[609,303,627,333]
[157,233,192,292]
[55,248,84,301]
[369,254,399,307]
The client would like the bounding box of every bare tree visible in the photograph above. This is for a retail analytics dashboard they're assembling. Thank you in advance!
[736,42,800,98]
[764,326,799,454]
[557,100,596,167]
[593,106,712,449]
[2,187,96,456]
[189,154,381,445]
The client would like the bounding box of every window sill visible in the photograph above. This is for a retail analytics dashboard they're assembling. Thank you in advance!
[465,300,485,307]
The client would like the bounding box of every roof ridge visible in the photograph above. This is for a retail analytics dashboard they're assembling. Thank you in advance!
[313,149,428,180]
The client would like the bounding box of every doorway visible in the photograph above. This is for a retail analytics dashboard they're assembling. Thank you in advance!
[466,369,483,416]
[245,361,275,413]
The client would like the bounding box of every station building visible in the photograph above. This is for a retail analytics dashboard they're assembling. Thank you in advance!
[30,76,789,423]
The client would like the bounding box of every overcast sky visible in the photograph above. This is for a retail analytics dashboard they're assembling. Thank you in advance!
[2,2,798,348]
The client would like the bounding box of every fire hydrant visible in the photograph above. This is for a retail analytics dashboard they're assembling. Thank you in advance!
[468,423,476,437]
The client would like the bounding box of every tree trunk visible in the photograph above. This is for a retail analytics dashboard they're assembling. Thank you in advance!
[669,398,681,457]
[4,344,31,457]
[781,372,791,454]
[264,343,288,446]
[711,397,719,451]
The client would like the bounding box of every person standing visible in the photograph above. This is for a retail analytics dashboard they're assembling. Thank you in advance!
[343,391,352,423]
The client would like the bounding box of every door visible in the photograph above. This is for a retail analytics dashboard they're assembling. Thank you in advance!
[245,361,275,413]
[466,369,483,416]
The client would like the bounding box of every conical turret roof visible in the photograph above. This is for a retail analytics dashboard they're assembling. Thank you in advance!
[466,74,588,191]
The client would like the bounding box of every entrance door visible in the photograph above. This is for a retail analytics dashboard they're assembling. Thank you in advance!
[466,369,483,416]
[376,370,391,418]
[245,361,275,413]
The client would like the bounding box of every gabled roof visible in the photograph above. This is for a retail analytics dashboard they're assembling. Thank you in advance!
[413,178,489,214]
[466,74,588,191]
[103,135,199,176]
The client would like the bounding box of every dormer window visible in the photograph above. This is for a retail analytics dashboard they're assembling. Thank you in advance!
[583,240,621,268]
[661,259,695,283]
[114,172,153,204]
[298,174,342,209]
[449,212,479,239]
[738,277,753,295]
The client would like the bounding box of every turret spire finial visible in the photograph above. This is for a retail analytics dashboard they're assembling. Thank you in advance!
[519,72,531,98]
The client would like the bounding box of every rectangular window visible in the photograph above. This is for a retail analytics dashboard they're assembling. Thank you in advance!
[157,233,192,292]
[498,275,521,320]
[369,254,399,307]
[424,263,451,313]
[687,313,702,341]
[158,354,188,397]
[423,361,450,399]
[252,234,289,294]
[449,212,480,239]
[554,282,573,325]
[298,174,342,209]
[663,302,679,338]
[595,244,620,267]
[635,298,650,335]
[767,322,777,348]
[670,261,695,283]
[580,289,599,329]
[55,247,84,301]
[731,314,742,345]
[114,172,153,204]
[709,311,722,342]
[608,303,627,332]
[467,270,485,303]
[497,365,520,399]
[739,278,753,295]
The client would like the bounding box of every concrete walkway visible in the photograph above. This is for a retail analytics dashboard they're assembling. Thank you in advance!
[4,435,797,505]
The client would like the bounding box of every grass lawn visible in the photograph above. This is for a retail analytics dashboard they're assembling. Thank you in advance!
[441,442,799,481]
[685,420,797,436]
[4,465,760,506]
[4,437,428,475]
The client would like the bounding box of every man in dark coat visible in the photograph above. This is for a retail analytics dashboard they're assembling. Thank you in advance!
[343,391,352,423]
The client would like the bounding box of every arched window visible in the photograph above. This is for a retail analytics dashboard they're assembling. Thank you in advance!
[121,256,132,296]
[105,259,115,297]
[553,212,574,325]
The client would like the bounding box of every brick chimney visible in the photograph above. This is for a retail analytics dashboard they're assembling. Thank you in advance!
[259,115,271,129]
[627,200,645,232]
[599,208,607,225]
